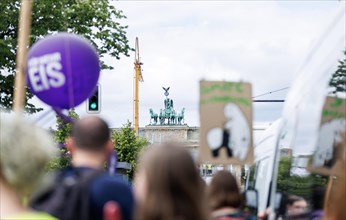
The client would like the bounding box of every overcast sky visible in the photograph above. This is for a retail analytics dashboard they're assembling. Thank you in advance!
[28,1,344,145]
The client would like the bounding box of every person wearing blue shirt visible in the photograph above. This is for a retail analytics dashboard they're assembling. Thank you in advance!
[31,116,134,220]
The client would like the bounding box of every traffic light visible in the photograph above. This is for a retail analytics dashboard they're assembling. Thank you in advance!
[87,85,100,113]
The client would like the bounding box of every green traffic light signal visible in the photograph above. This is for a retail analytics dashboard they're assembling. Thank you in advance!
[90,102,97,109]
[87,85,100,113]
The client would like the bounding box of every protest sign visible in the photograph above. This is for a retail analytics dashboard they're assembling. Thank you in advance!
[308,96,346,176]
[199,81,253,165]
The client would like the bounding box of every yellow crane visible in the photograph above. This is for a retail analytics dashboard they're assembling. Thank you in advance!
[134,37,143,135]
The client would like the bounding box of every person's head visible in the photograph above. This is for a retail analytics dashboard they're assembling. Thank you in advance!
[0,116,54,196]
[134,143,207,220]
[207,170,242,211]
[67,116,113,167]
[286,195,308,214]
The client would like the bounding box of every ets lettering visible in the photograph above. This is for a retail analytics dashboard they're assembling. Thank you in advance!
[28,52,65,92]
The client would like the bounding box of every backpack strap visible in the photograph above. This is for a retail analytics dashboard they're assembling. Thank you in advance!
[64,168,104,220]
[30,167,104,220]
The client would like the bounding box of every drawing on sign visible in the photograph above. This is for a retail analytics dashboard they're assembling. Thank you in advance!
[207,103,250,161]
[313,118,346,168]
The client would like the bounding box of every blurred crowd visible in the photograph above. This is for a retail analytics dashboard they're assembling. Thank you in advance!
[0,115,344,220]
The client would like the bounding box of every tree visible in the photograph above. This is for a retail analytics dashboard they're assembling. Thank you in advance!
[46,109,79,171]
[53,109,79,145]
[276,157,328,202]
[0,0,131,113]
[111,121,148,180]
[329,51,346,94]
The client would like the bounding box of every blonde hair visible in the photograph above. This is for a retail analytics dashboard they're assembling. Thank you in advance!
[0,115,55,195]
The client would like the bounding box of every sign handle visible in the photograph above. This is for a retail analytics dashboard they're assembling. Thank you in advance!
[13,0,33,113]
[323,175,334,215]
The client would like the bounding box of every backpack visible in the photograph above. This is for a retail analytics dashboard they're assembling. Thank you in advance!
[30,167,104,220]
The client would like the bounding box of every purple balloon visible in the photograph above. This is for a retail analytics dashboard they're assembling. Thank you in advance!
[26,33,100,109]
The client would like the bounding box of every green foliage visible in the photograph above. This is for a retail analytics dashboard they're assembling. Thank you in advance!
[0,0,131,113]
[45,149,71,172]
[276,157,328,202]
[111,120,148,180]
[46,109,79,171]
[53,109,79,144]
[329,51,346,94]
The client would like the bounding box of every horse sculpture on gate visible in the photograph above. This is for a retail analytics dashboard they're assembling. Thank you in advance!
[177,108,185,125]
[148,87,186,126]
[169,110,176,124]
[149,108,158,125]
[159,109,165,125]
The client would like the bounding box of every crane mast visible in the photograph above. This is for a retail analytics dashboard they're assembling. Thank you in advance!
[134,37,143,135]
